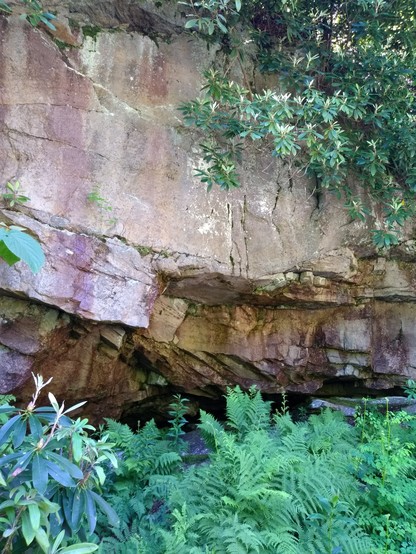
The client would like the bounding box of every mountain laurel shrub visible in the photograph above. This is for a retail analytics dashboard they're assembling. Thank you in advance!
[179,0,416,248]
[0,375,118,554]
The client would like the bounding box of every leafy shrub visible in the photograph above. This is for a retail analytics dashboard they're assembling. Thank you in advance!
[355,399,416,553]
[179,0,416,248]
[96,404,186,552]
[0,374,118,553]
[3,379,414,553]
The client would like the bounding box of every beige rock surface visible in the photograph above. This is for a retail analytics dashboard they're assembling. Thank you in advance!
[0,6,415,418]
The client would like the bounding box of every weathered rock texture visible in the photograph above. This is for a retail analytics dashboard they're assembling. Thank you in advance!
[1,2,415,420]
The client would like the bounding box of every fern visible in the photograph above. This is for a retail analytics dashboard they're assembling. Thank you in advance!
[98,387,416,553]
[226,386,271,438]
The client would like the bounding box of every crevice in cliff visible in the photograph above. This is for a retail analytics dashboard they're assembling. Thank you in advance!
[310,173,323,219]
[229,203,243,276]
[5,125,111,161]
[241,195,250,278]
[271,183,282,235]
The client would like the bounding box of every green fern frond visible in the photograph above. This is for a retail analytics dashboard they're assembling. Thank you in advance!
[225,386,272,438]
[199,410,227,451]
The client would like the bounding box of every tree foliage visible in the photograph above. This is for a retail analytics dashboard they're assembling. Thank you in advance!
[179,0,416,247]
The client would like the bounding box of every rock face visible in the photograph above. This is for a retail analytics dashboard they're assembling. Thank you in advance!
[0,2,415,420]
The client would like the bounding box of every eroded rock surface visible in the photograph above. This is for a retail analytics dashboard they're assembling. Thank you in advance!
[0,4,415,419]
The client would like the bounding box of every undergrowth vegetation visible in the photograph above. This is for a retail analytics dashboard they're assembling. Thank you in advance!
[95,386,416,553]
[1,383,416,553]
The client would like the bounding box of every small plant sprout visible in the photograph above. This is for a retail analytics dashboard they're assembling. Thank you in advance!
[1,179,30,208]
[87,186,117,226]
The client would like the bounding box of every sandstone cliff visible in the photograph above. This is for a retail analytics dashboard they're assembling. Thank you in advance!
[1,1,415,420]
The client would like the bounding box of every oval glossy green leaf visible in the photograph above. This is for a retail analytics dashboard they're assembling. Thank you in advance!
[0,414,22,447]
[84,489,97,535]
[35,527,50,553]
[70,489,85,531]
[47,452,83,480]
[94,465,105,486]
[1,228,45,273]
[184,19,198,28]
[89,491,119,527]
[45,460,76,488]
[12,416,27,448]
[33,454,48,495]
[21,510,36,546]
[71,433,83,463]
[28,503,41,531]
[29,414,44,440]
[58,544,98,553]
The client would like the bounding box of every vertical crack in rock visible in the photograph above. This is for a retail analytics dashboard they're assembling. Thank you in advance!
[271,183,282,235]
[229,202,243,276]
[310,174,323,218]
[241,195,250,277]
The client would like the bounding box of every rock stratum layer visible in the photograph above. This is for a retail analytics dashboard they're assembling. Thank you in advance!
[1,2,415,420]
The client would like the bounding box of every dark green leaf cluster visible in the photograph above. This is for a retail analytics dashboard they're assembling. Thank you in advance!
[179,0,416,247]
[0,375,118,553]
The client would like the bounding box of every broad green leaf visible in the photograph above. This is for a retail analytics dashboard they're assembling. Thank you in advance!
[29,414,44,440]
[47,452,83,479]
[35,527,50,553]
[58,545,98,553]
[32,454,48,494]
[103,450,118,468]
[70,489,85,531]
[10,450,33,475]
[217,19,227,33]
[28,503,41,531]
[45,460,76,487]
[0,240,20,266]
[0,414,22,447]
[72,433,83,463]
[0,405,17,414]
[0,452,20,469]
[84,490,97,535]
[12,416,27,448]
[1,228,45,273]
[185,19,198,28]
[22,511,36,545]
[89,491,120,527]
[94,465,105,486]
